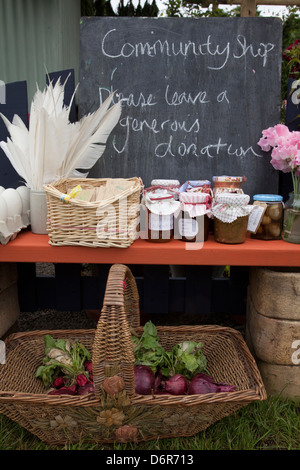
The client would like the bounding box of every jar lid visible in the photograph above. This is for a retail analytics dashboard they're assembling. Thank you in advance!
[212,175,247,183]
[253,194,283,202]
[179,192,211,204]
[151,179,180,187]
[144,189,180,215]
[179,180,211,193]
[212,193,253,223]
[179,192,212,217]
[215,192,250,206]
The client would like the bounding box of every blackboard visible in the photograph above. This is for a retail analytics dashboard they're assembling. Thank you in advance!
[78,17,282,197]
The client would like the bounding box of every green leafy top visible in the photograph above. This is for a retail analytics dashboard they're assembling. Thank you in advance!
[36,334,91,388]
[167,341,208,380]
[132,321,169,374]
[132,322,208,379]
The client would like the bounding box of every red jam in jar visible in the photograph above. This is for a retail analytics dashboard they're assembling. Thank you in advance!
[143,181,180,242]
[177,191,212,242]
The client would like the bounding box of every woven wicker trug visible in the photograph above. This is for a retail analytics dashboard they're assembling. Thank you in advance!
[0,264,266,446]
[44,177,142,248]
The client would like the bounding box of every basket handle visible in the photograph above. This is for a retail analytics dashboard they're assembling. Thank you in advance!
[92,264,140,401]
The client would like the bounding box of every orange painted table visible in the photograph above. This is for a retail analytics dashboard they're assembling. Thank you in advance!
[0,229,300,266]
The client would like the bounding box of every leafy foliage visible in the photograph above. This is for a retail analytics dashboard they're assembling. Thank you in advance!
[132,321,207,379]
[35,335,91,388]
[81,0,159,17]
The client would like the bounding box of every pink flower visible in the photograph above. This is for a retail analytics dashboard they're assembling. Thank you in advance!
[288,131,300,146]
[291,149,300,171]
[257,124,290,152]
[270,148,291,173]
[259,124,300,198]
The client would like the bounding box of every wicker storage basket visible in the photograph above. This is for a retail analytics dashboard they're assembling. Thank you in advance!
[0,264,266,446]
[44,177,142,248]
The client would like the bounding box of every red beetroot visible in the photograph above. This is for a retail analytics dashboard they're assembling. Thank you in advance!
[134,365,155,395]
[84,360,93,373]
[52,376,65,389]
[76,374,88,387]
[164,374,188,395]
[188,373,236,395]
[77,383,95,396]
[48,385,77,395]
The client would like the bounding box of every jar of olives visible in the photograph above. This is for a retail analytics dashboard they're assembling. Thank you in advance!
[251,194,283,240]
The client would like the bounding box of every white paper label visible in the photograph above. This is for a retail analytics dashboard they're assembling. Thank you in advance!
[149,213,173,230]
[179,218,199,237]
[247,204,267,233]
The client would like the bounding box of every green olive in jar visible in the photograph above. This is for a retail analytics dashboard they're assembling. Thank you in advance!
[251,194,283,241]
[262,215,271,225]
[267,203,282,222]
[267,222,281,238]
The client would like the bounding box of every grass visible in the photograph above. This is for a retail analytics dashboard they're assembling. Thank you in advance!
[0,394,299,451]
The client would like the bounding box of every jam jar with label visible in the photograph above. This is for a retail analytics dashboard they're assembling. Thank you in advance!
[179,180,212,196]
[251,194,283,240]
[143,182,180,242]
[177,191,212,242]
[151,179,181,198]
[212,176,247,197]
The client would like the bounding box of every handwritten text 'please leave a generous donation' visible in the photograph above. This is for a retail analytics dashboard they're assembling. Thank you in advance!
[99,83,262,159]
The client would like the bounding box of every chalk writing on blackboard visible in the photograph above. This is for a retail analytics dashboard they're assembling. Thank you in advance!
[101,30,275,69]
[79,17,282,195]
[99,84,262,160]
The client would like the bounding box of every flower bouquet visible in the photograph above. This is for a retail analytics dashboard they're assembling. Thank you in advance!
[257,123,300,243]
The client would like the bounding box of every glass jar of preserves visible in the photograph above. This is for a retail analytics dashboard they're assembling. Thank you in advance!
[212,193,253,244]
[212,176,247,197]
[143,183,180,242]
[151,179,181,199]
[177,191,212,242]
[251,194,283,240]
[179,180,212,196]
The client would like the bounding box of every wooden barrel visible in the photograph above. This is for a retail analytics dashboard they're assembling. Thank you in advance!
[246,267,300,400]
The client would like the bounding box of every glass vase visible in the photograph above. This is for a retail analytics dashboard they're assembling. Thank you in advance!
[282,193,300,244]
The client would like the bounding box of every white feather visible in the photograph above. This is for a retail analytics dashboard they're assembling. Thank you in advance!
[0,78,121,190]
[61,98,121,176]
